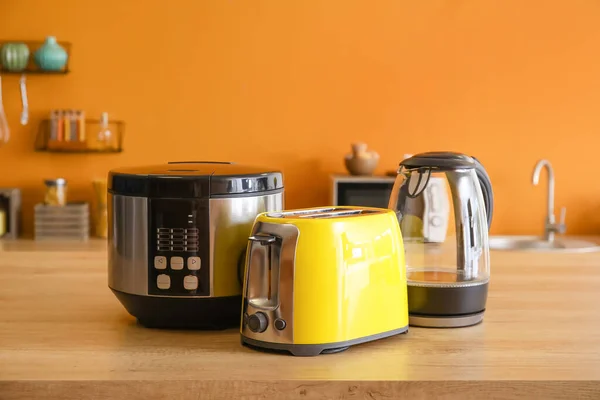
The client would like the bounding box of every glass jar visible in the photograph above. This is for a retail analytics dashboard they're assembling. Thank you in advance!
[44,178,67,206]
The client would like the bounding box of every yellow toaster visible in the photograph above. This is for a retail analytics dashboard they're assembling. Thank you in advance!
[240,206,409,356]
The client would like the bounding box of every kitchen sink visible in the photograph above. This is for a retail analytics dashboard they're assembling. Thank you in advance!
[487,159,600,253]
[489,235,600,253]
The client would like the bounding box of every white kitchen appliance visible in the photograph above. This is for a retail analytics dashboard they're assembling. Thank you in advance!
[421,177,450,243]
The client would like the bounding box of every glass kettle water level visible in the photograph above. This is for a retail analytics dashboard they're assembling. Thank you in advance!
[388,152,494,328]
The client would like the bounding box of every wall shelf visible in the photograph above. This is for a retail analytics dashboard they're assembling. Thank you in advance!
[35,118,125,153]
[0,40,71,75]
[36,147,123,154]
[0,69,70,75]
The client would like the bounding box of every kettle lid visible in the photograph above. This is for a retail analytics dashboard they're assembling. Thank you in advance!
[400,151,477,170]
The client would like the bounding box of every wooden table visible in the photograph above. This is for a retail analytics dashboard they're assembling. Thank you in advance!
[1,239,600,399]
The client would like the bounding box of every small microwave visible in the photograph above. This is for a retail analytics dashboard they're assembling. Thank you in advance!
[330,175,396,209]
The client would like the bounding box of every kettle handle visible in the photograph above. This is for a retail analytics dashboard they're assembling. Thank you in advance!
[471,156,494,230]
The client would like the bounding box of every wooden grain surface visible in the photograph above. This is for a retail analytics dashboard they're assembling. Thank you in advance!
[1,238,600,399]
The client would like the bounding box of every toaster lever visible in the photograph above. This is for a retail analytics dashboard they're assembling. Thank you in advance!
[249,233,277,246]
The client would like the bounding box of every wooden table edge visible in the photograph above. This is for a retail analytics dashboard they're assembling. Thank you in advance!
[1,379,600,399]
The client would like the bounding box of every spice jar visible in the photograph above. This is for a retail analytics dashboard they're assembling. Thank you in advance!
[44,178,67,206]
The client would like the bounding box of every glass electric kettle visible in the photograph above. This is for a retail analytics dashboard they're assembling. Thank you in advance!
[388,151,494,328]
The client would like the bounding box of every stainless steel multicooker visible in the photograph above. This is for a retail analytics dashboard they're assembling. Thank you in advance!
[107,161,284,329]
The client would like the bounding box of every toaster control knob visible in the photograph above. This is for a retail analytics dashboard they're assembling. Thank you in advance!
[274,318,286,330]
[248,312,268,333]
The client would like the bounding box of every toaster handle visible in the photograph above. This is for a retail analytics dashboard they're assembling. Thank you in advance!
[248,234,277,245]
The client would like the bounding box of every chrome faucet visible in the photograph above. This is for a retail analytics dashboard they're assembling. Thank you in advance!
[532,159,566,242]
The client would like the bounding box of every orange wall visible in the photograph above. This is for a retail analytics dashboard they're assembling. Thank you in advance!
[2,0,600,237]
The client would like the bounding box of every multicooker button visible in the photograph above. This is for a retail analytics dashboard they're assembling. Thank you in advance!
[183,275,198,290]
[170,256,184,270]
[187,257,201,270]
[154,256,167,270]
[156,274,171,290]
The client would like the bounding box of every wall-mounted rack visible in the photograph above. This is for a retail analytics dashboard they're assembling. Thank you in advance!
[35,118,125,153]
[0,39,72,75]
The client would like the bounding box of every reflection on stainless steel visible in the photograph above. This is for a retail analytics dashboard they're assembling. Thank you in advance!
[108,194,149,294]
[446,169,485,280]
[242,221,298,345]
[532,159,566,242]
[489,235,600,253]
[209,192,283,297]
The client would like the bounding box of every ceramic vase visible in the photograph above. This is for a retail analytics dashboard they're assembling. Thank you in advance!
[344,142,380,176]
[0,43,30,72]
[34,36,68,71]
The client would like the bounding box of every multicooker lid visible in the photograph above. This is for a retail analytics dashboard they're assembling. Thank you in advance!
[108,161,283,198]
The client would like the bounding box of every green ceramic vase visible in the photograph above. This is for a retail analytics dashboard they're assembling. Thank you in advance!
[1,42,30,72]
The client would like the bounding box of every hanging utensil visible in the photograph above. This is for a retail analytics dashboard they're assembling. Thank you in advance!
[0,75,10,144]
[19,74,28,125]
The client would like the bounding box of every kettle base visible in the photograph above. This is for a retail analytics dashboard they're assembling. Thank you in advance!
[111,289,242,330]
[241,325,408,357]
[408,311,485,328]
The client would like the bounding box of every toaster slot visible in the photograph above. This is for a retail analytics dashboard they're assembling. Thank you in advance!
[245,233,281,310]
[300,209,377,219]
[266,208,336,219]
[267,207,380,219]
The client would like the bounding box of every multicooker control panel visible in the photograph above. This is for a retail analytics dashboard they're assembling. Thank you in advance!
[148,198,210,297]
